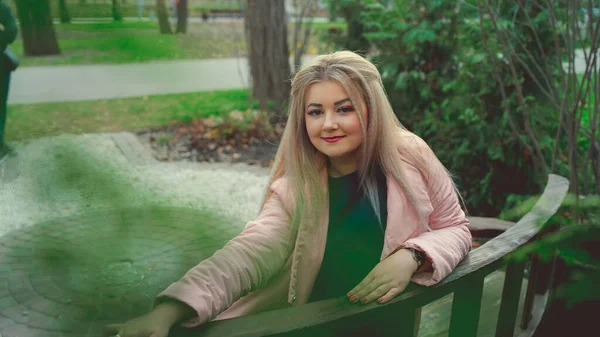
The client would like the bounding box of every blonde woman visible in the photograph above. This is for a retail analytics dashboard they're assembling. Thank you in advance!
[105,51,472,337]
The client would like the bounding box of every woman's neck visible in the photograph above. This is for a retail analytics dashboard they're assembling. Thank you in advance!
[328,156,357,178]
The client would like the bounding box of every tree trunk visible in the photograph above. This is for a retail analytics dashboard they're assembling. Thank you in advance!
[58,0,71,24]
[244,0,291,125]
[14,0,61,56]
[156,0,173,34]
[176,0,188,33]
[292,0,317,72]
[112,0,123,21]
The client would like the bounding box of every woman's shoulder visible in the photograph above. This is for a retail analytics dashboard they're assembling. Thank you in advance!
[268,177,289,195]
[394,130,437,165]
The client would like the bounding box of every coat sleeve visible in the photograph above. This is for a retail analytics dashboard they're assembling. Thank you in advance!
[155,180,295,327]
[0,3,17,50]
[399,138,472,286]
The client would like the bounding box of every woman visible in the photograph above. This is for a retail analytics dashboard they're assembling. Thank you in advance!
[106,51,472,337]
[0,0,17,158]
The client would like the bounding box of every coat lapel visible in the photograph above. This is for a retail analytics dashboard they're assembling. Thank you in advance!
[288,167,330,305]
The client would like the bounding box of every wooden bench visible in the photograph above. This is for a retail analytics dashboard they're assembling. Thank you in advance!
[170,174,569,337]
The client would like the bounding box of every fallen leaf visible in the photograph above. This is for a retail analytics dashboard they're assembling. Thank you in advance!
[229,110,244,121]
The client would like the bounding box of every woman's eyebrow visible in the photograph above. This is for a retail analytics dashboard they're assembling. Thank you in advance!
[306,98,351,109]
[334,98,351,105]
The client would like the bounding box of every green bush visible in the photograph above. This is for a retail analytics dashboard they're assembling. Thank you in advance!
[353,0,565,215]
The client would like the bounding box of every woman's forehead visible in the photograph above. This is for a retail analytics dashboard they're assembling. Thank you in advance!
[304,81,359,104]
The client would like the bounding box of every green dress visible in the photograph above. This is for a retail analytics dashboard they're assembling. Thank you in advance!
[308,169,388,302]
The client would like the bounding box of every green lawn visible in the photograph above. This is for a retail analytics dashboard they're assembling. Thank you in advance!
[13,20,344,67]
[9,1,242,19]
[6,89,258,141]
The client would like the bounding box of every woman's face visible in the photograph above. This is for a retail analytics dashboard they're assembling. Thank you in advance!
[304,80,367,163]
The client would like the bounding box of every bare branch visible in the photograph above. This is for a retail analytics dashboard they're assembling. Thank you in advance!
[485,2,549,181]
[514,0,559,100]
[476,1,535,157]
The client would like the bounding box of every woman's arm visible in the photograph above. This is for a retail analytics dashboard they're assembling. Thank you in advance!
[399,138,472,286]
[155,180,295,327]
[0,3,18,50]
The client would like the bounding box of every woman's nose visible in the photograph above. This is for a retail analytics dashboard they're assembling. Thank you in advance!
[322,112,338,130]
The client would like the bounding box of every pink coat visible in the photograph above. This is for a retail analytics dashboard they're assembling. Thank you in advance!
[157,135,472,326]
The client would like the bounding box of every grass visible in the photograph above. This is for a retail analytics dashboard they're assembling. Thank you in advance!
[9,1,242,19]
[13,20,345,67]
[5,89,258,141]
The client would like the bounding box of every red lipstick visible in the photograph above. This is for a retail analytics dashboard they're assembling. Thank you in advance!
[322,136,345,143]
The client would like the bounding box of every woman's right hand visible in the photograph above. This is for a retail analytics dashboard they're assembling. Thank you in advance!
[104,300,196,337]
[104,311,172,337]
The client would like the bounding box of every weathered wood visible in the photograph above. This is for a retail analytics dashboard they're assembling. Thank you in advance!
[111,132,157,165]
[496,263,525,337]
[177,175,568,337]
[520,254,545,330]
[440,174,569,286]
[449,276,484,337]
[467,217,516,232]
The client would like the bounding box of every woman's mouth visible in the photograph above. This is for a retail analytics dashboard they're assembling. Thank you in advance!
[322,136,345,143]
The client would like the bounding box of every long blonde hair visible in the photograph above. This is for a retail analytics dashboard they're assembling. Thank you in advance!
[261,51,462,232]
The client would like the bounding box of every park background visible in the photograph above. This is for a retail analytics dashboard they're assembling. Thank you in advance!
[0,1,598,336]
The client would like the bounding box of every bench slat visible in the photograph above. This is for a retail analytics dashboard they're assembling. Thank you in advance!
[496,262,525,337]
[449,277,484,337]
[184,174,568,337]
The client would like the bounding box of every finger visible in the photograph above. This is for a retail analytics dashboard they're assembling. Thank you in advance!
[353,276,384,303]
[377,286,403,304]
[361,283,390,304]
[347,275,375,301]
[103,324,122,337]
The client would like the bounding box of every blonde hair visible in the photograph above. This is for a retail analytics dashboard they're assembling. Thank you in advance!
[262,51,463,232]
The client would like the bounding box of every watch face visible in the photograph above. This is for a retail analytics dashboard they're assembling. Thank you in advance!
[413,249,425,265]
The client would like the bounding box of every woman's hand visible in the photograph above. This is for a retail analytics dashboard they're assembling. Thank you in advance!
[347,249,419,305]
[104,312,171,337]
[104,300,196,337]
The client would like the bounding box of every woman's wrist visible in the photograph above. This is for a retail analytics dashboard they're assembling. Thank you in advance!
[394,248,419,274]
[152,299,196,326]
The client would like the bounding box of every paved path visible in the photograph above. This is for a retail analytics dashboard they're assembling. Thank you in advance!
[8,58,252,105]
[9,56,315,105]
[8,49,595,105]
[0,132,271,337]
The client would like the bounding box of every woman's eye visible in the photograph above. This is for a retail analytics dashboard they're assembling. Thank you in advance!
[338,106,355,113]
[308,109,322,116]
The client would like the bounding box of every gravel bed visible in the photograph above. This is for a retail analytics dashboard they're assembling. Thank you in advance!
[0,133,271,237]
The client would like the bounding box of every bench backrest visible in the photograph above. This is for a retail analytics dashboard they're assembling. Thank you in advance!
[180,174,569,337]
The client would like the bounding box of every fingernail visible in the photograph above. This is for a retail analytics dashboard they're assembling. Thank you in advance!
[378,298,384,303]
[350,296,357,302]
[361,298,367,303]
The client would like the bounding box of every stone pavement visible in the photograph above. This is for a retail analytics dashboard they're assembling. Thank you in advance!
[0,132,271,336]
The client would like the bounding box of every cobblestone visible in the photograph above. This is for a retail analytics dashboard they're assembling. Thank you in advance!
[0,133,272,336]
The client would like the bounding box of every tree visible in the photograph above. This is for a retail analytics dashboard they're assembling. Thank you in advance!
[475,0,600,334]
[244,0,291,125]
[176,0,189,33]
[325,0,373,56]
[291,0,318,72]
[156,0,173,34]
[58,0,71,24]
[112,0,123,21]
[14,0,60,56]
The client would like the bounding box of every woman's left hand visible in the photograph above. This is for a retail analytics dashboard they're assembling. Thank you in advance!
[347,249,418,304]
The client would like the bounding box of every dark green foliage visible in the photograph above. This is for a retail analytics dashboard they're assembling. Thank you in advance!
[324,0,389,56]
[347,0,564,215]
[504,194,600,307]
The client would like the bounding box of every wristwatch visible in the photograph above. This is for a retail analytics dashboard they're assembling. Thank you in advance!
[410,248,425,268]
